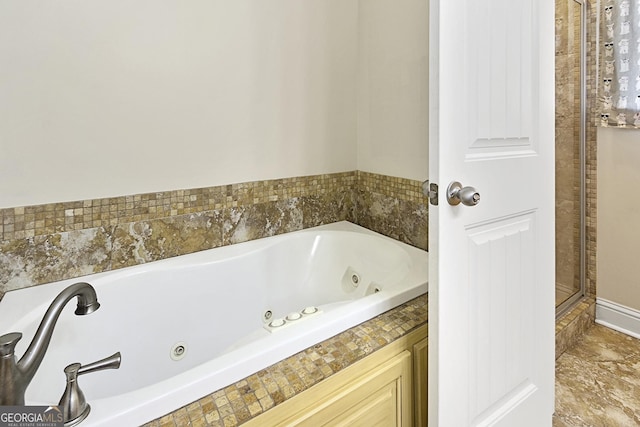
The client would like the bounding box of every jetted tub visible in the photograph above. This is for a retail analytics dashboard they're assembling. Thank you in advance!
[0,221,428,426]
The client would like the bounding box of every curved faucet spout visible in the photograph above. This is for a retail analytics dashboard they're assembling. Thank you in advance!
[0,282,99,405]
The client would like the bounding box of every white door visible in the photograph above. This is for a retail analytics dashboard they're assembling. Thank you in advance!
[428,0,555,425]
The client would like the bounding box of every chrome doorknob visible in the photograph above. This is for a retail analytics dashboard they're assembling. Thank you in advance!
[446,181,480,206]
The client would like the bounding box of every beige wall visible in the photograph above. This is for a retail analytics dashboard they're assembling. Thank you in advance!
[357,0,429,182]
[597,127,640,310]
[0,0,429,209]
[0,1,360,208]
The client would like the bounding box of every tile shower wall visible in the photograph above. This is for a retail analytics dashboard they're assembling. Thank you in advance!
[554,0,598,358]
[0,171,428,299]
[555,0,583,305]
[556,1,598,304]
[554,0,599,303]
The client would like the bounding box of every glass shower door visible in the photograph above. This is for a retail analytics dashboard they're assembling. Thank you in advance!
[555,0,585,314]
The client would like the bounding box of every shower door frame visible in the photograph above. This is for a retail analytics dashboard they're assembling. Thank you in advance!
[556,0,586,318]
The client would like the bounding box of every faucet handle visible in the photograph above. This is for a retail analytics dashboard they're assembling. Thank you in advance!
[58,352,121,427]
[77,352,121,376]
[0,332,22,357]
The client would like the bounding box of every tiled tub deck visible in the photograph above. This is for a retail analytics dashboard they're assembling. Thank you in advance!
[144,294,428,427]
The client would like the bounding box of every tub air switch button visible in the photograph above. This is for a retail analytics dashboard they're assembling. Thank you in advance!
[269,318,286,328]
[264,308,321,332]
[302,306,318,315]
[286,312,302,321]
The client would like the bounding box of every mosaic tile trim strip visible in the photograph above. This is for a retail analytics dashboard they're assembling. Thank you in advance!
[144,294,428,427]
[357,170,425,204]
[0,173,356,242]
[0,171,430,242]
[585,1,598,298]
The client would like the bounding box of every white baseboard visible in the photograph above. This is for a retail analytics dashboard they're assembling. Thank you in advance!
[595,298,640,339]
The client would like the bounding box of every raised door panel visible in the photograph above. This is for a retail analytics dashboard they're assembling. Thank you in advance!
[466,212,538,424]
[466,0,534,160]
[325,379,400,427]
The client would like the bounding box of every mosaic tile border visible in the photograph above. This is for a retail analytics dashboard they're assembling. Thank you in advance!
[585,0,598,298]
[356,170,426,204]
[0,171,430,242]
[0,173,357,242]
[144,294,428,427]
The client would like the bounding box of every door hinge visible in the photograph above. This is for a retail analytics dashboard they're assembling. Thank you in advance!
[422,180,438,206]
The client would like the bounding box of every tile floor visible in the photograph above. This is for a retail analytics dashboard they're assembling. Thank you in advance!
[554,324,640,426]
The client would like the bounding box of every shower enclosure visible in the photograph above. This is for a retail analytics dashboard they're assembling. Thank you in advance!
[555,0,585,315]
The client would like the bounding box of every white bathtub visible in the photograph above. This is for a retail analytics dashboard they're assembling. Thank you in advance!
[0,221,428,426]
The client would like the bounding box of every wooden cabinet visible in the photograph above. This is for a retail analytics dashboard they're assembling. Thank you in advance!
[245,325,427,427]
[413,336,428,427]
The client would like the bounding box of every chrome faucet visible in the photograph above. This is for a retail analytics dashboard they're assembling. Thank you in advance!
[58,351,121,427]
[0,282,100,405]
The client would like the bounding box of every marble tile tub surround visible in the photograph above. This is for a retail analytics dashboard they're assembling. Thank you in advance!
[144,294,427,427]
[0,171,428,298]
